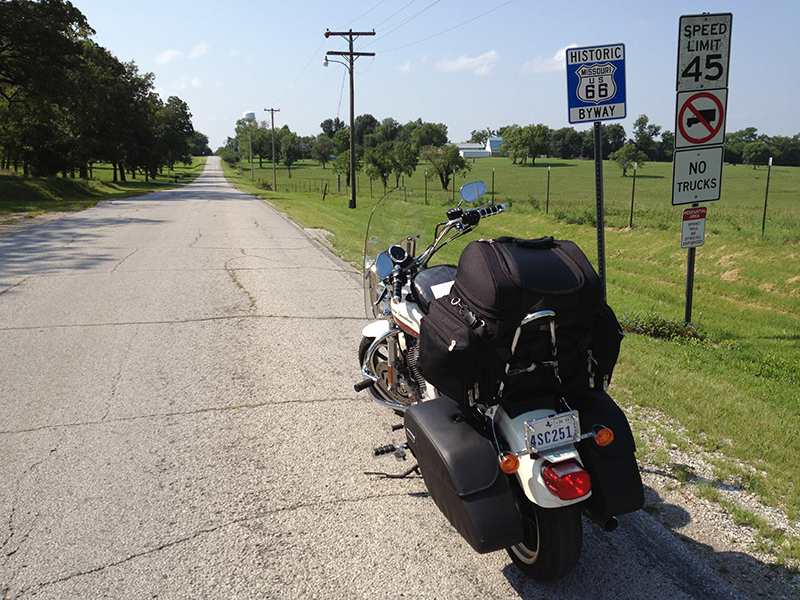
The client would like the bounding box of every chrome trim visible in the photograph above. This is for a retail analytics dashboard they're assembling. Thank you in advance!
[360,327,418,412]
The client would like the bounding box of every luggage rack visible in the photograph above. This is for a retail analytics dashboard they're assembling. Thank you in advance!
[497,310,560,399]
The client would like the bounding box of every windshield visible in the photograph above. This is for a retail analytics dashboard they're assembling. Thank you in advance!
[363,187,429,319]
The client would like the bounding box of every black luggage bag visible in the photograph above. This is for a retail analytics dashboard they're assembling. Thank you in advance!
[404,396,524,553]
[570,391,644,522]
[418,236,624,405]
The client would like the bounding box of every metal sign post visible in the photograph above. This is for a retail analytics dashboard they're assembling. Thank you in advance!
[673,12,732,324]
[566,44,626,301]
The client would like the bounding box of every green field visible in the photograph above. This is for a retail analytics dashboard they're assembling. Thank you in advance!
[0,158,207,220]
[225,156,800,566]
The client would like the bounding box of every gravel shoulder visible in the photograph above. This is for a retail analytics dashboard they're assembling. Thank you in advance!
[630,402,800,600]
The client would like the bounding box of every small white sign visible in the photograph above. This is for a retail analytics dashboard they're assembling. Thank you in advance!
[672,147,724,205]
[681,206,707,248]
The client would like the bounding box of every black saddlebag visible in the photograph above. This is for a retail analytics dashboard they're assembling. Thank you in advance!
[404,396,523,553]
[571,392,644,522]
[435,236,624,403]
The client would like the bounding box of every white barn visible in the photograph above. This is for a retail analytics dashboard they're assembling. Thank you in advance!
[456,136,504,159]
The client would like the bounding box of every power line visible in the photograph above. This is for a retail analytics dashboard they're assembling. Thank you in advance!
[378,0,515,53]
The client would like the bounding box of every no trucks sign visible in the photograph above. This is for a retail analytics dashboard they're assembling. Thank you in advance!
[566,44,627,124]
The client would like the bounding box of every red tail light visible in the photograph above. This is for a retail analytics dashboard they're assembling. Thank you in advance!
[542,459,591,500]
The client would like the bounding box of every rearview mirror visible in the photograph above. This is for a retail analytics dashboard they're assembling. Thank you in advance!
[459,181,487,204]
[372,252,393,279]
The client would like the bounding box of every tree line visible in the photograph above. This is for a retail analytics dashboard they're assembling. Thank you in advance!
[218,115,475,191]
[471,116,800,172]
[0,0,209,181]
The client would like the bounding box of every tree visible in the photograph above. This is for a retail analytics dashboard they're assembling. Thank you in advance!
[354,113,379,146]
[420,145,470,190]
[500,125,524,163]
[603,123,627,158]
[376,117,402,145]
[331,150,360,187]
[332,128,350,155]
[159,96,193,169]
[633,114,661,160]
[280,129,301,177]
[363,142,396,188]
[320,117,346,138]
[189,131,212,156]
[311,135,334,169]
[551,127,583,159]
[468,128,495,146]
[407,120,448,148]
[609,142,648,176]
[770,134,800,166]
[392,141,418,186]
[656,130,675,162]
[525,124,551,165]
[500,124,551,165]
[725,127,760,165]
[743,141,771,169]
[0,0,93,103]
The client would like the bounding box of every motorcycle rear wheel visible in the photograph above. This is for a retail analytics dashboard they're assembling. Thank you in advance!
[507,498,583,581]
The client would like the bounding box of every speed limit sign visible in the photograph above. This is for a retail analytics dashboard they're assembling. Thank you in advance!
[677,13,732,91]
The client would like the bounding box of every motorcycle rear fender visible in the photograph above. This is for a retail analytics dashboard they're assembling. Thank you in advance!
[494,406,590,509]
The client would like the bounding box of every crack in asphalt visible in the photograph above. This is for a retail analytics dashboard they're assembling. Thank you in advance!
[110,248,138,273]
[1,437,63,578]
[6,490,414,599]
[0,277,29,297]
[0,312,367,332]
[0,397,358,437]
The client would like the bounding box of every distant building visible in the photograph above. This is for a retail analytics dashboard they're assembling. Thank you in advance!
[486,136,505,157]
[455,136,505,159]
[456,142,490,159]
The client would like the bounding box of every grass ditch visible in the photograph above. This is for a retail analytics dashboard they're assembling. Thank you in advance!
[0,158,207,220]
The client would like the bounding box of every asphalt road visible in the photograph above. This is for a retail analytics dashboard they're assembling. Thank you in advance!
[0,157,747,599]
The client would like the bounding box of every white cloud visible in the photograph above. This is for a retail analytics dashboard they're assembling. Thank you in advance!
[521,44,577,74]
[190,43,209,59]
[436,50,500,76]
[156,49,182,65]
[173,76,201,90]
[396,61,413,74]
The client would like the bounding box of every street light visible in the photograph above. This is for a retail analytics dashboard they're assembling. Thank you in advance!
[243,111,256,182]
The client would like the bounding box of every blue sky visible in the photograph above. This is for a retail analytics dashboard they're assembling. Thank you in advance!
[72,0,799,151]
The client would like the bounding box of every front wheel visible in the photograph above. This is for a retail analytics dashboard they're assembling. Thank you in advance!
[358,335,419,408]
[507,498,583,581]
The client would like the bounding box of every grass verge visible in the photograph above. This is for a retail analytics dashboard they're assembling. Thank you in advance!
[0,158,207,220]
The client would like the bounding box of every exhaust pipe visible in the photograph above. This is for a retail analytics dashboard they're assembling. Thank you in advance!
[582,507,619,532]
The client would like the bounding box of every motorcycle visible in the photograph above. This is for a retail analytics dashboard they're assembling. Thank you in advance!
[356,182,644,580]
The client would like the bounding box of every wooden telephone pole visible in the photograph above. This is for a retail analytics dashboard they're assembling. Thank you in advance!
[264,108,280,191]
[324,29,375,209]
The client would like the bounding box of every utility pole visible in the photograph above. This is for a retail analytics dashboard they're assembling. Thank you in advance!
[324,29,375,209]
[264,108,280,191]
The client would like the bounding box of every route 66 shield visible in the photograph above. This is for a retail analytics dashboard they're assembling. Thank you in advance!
[576,63,617,104]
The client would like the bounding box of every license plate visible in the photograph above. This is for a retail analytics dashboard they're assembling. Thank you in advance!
[525,411,580,454]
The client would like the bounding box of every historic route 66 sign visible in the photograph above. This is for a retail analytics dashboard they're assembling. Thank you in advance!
[567,44,626,124]
[576,62,617,104]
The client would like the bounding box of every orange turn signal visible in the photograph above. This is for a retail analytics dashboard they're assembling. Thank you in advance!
[595,427,615,447]
[500,453,520,474]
